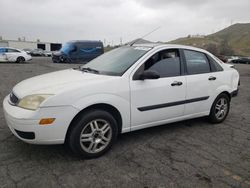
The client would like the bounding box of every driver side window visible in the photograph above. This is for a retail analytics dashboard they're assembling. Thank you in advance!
[134,49,181,79]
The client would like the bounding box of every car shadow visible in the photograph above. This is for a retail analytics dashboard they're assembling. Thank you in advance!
[19,117,209,161]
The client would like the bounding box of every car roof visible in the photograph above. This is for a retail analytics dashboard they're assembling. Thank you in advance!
[132,43,208,53]
[0,47,20,50]
[69,40,102,43]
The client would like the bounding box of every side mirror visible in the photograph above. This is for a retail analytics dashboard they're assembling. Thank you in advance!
[138,70,160,80]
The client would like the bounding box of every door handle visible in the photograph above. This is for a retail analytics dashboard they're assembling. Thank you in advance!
[171,81,183,86]
[208,76,216,81]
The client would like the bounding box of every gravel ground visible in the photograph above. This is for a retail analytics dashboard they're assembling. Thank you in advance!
[0,57,249,188]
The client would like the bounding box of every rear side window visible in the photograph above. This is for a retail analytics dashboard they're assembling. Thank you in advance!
[7,49,20,53]
[207,55,223,72]
[184,50,210,74]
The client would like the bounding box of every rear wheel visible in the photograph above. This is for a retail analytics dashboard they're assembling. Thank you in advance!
[16,56,25,63]
[209,93,230,123]
[67,110,118,158]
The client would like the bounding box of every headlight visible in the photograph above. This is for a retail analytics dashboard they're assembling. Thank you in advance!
[18,94,53,110]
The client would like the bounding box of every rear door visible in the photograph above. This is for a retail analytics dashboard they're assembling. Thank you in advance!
[6,48,20,62]
[182,49,222,115]
[130,49,187,130]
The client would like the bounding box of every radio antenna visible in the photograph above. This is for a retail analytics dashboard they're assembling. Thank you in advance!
[129,26,161,46]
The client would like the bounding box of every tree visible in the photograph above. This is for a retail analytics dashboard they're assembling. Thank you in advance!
[219,39,234,56]
[205,43,219,56]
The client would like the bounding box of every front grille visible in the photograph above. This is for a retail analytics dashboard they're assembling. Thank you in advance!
[9,92,19,105]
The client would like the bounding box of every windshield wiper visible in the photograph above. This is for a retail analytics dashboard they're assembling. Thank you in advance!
[80,67,100,74]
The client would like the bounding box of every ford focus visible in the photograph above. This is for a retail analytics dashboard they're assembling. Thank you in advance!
[3,44,239,158]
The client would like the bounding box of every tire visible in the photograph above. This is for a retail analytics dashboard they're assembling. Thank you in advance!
[67,110,118,158]
[209,93,230,123]
[60,56,70,63]
[16,56,25,63]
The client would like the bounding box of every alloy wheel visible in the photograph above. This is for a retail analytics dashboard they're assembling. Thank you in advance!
[79,119,112,154]
[215,98,228,120]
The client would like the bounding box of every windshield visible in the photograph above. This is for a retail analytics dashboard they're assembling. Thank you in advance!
[60,42,74,54]
[0,48,6,53]
[81,46,151,76]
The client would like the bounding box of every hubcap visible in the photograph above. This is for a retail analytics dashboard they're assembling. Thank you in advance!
[215,98,228,120]
[80,119,112,153]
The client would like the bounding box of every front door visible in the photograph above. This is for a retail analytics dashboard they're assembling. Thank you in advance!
[0,48,7,62]
[130,49,186,130]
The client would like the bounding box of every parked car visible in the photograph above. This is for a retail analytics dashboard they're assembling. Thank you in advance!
[3,44,239,158]
[52,40,104,63]
[227,56,239,63]
[30,49,46,56]
[217,55,228,63]
[0,47,32,63]
[23,48,32,55]
[231,57,250,64]
[43,51,52,57]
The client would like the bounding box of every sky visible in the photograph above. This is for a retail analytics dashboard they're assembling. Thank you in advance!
[0,0,250,45]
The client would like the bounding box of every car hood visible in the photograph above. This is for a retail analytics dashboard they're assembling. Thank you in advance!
[13,69,116,98]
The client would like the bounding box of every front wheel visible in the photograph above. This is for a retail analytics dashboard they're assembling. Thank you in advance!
[209,93,230,123]
[67,110,118,158]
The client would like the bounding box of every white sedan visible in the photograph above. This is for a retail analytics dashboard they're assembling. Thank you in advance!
[3,44,239,158]
[0,47,32,63]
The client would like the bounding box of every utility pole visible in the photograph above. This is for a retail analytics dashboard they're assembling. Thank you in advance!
[104,39,106,47]
[120,37,122,45]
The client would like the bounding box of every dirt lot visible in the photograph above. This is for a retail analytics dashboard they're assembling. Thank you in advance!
[0,57,249,188]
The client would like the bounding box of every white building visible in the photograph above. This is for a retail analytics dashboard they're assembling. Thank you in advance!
[190,34,205,39]
[0,39,62,51]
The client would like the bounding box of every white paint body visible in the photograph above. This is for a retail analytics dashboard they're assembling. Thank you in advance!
[3,44,239,144]
[0,47,32,62]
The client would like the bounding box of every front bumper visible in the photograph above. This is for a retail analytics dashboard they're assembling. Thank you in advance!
[3,96,79,144]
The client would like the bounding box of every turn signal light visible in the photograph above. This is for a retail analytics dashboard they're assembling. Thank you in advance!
[39,118,55,125]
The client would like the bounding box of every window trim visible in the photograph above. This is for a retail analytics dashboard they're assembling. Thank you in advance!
[206,54,224,72]
[7,48,20,53]
[132,48,184,80]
